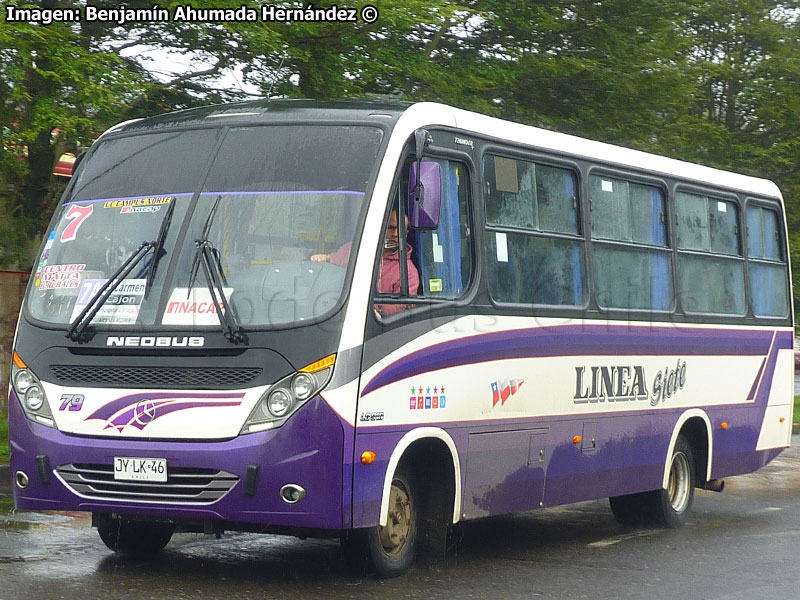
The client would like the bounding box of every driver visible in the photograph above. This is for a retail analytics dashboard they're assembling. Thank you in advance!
[311,210,420,316]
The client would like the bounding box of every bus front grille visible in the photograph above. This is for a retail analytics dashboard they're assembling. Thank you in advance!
[55,464,239,504]
[49,365,262,388]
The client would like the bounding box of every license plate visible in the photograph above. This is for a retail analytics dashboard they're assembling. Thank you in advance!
[113,457,167,482]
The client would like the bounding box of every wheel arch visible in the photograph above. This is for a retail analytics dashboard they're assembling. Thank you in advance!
[379,427,461,527]
[662,409,713,490]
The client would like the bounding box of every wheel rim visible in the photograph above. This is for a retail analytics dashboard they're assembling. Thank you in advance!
[378,479,412,556]
[668,452,691,513]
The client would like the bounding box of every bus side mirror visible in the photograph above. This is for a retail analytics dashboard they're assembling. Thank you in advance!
[408,161,441,229]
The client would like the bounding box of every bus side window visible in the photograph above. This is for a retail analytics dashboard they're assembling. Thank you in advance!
[407,160,473,300]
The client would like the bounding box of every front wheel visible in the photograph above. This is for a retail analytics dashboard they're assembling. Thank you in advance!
[365,472,418,577]
[97,517,175,556]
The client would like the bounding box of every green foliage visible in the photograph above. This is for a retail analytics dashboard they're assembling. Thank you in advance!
[1,0,800,320]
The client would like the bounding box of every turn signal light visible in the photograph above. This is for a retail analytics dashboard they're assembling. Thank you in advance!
[573,435,582,444]
[361,451,376,464]
[721,422,729,430]
[12,351,26,369]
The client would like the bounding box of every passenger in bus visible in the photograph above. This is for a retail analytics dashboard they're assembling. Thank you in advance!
[311,210,420,316]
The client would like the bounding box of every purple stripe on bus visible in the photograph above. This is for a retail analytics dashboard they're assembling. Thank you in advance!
[64,190,365,207]
[199,190,365,196]
[362,326,792,397]
[85,392,245,422]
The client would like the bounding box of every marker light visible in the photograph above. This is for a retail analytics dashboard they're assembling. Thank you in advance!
[299,353,336,373]
[721,422,729,430]
[361,451,376,464]
[12,351,26,369]
[573,435,582,444]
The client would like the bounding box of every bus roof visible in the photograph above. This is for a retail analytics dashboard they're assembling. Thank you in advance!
[103,99,782,201]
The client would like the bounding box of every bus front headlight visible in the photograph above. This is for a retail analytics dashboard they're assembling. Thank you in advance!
[265,389,292,418]
[240,354,335,435]
[11,351,55,428]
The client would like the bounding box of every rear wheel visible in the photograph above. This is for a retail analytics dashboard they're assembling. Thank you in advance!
[97,517,174,556]
[609,435,695,528]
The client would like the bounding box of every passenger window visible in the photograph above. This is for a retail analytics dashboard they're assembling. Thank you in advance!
[676,192,740,256]
[590,176,671,311]
[484,155,584,307]
[747,205,788,318]
[678,255,745,315]
[484,155,578,235]
[747,205,781,260]
[675,191,745,315]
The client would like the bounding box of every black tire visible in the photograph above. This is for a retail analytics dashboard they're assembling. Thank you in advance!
[97,517,175,556]
[366,472,418,578]
[652,435,695,528]
[610,435,695,529]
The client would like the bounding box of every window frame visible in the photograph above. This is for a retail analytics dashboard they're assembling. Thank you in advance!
[585,167,674,314]
[371,145,478,320]
[674,185,746,317]
[744,198,791,320]
[482,147,588,311]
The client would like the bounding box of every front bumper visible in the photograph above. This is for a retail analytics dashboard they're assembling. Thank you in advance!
[8,389,346,530]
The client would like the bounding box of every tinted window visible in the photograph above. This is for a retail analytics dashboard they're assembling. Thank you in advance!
[747,205,788,317]
[487,233,584,306]
[590,176,671,310]
[678,255,745,315]
[594,246,671,311]
[484,155,578,235]
[676,192,740,256]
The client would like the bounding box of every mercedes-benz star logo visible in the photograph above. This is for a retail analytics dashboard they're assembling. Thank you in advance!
[133,399,157,425]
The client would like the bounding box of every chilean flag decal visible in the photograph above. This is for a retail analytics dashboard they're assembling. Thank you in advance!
[491,378,524,407]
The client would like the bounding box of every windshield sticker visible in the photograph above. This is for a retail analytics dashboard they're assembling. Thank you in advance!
[70,278,146,325]
[61,204,93,243]
[162,287,234,326]
[121,205,162,214]
[102,196,174,210]
[39,263,86,290]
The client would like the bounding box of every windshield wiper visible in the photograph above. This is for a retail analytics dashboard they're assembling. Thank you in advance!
[66,241,154,341]
[187,195,247,344]
[145,196,177,297]
[187,195,221,293]
[66,198,179,341]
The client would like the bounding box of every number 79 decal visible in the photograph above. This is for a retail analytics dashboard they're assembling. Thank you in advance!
[61,204,93,243]
[59,394,85,411]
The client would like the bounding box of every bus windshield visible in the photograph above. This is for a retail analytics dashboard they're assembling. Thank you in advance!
[26,124,384,329]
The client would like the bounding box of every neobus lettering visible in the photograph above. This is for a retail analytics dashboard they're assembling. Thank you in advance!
[106,336,204,347]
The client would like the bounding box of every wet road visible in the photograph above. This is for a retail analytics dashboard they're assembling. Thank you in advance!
[3,439,800,600]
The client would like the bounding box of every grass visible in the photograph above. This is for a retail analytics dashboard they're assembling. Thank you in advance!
[0,415,7,462]
[795,396,800,424]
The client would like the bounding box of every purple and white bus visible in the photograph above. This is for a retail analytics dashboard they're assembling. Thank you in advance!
[9,101,794,577]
